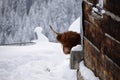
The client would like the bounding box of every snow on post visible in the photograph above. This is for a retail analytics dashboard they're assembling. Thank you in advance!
[32,27,49,43]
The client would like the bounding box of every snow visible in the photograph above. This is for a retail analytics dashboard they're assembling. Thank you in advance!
[92,7,98,12]
[101,10,105,14]
[0,18,99,80]
[0,26,77,80]
[98,0,103,8]
[0,0,81,44]
[68,17,80,33]
[32,26,49,43]
[71,45,82,51]
[79,61,100,80]
[0,42,77,80]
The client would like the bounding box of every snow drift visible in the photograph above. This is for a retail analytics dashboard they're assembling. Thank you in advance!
[0,17,99,80]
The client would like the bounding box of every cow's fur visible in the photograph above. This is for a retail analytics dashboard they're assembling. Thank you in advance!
[49,25,81,54]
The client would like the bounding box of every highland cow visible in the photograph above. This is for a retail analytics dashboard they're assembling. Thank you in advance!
[49,25,81,54]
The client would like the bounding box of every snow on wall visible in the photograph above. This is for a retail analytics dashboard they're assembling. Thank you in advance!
[32,26,49,43]
[0,0,81,44]
[79,61,100,80]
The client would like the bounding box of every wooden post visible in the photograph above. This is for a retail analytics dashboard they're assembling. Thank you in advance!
[70,51,83,69]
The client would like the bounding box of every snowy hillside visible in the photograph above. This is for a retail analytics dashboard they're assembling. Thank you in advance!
[0,0,81,44]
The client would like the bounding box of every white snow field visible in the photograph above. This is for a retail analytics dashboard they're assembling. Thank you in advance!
[0,17,99,80]
[0,42,77,80]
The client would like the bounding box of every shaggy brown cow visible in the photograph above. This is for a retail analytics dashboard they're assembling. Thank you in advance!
[49,25,81,54]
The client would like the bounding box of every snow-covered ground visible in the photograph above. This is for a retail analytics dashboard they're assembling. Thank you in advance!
[0,42,77,80]
[0,17,99,80]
